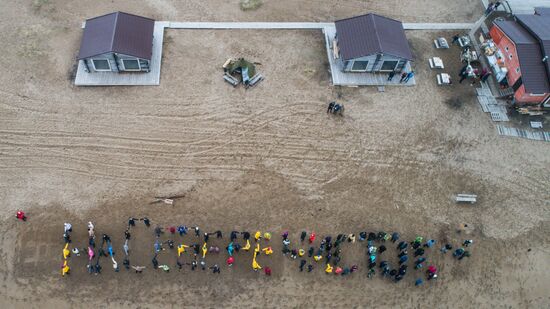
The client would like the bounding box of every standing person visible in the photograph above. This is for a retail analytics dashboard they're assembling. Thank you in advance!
[264,267,272,276]
[193,226,200,237]
[168,226,176,234]
[388,71,396,81]
[64,223,72,234]
[391,232,400,243]
[210,264,221,274]
[441,243,452,253]
[397,241,407,251]
[452,34,460,45]
[16,211,27,221]
[178,225,187,236]
[215,230,223,239]
[399,72,408,83]
[142,217,151,227]
[414,248,425,257]
[327,102,335,114]
[485,2,495,16]
[459,72,468,83]
[128,218,136,227]
[404,71,415,83]
[424,239,436,248]
[481,71,492,82]
[309,233,316,244]
[463,239,474,247]
[399,254,408,265]
[300,231,307,242]
[124,229,131,240]
[415,278,423,286]
[226,256,234,267]
[299,259,307,271]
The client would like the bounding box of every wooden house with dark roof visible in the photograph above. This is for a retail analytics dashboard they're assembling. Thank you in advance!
[77,12,155,73]
[334,14,413,73]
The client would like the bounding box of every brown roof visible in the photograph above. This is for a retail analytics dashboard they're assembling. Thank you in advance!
[516,14,550,91]
[494,20,550,94]
[335,14,413,61]
[77,12,155,60]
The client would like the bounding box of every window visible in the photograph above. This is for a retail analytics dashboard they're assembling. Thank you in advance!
[516,67,520,73]
[351,60,369,72]
[92,59,111,71]
[509,54,513,60]
[505,46,509,51]
[122,59,141,71]
[380,60,399,71]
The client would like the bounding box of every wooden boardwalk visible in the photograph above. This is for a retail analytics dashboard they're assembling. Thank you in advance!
[74,21,168,86]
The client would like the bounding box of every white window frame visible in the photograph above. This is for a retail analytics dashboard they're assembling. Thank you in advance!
[92,59,112,72]
[379,60,399,72]
[121,59,141,71]
[529,93,545,97]
[350,60,369,72]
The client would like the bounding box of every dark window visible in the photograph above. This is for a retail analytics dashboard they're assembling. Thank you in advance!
[351,60,369,71]
[380,60,398,71]
[92,59,111,71]
[122,59,140,70]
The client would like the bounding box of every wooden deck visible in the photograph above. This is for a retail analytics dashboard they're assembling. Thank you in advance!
[74,21,168,86]
[323,25,415,87]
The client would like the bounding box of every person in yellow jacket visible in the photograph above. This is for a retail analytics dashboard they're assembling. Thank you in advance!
[243,239,251,251]
[254,231,262,242]
[298,249,305,257]
[202,242,208,258]
[325,263,333,274]
[252,253,262,271]
[313,254,323,262]
[263,232,271,241]
[177,244,189,257]
[262,247,273,255]
[254,243,261,254]
[63,243,70,259]
[61,260,70,276]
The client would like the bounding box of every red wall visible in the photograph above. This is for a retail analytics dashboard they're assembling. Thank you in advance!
[490,25,522,87]
[490,25,549,104]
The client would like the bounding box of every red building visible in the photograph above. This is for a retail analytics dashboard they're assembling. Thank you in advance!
[489,10,550,107]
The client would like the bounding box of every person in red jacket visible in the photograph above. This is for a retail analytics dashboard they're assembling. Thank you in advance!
[16,211,26,221]
[264,267,272,276]
[309,232,316,244]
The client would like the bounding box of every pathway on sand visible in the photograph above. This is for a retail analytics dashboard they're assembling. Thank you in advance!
[167,21,475,30]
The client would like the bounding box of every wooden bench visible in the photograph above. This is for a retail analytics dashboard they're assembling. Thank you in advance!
[455,194,477,204]
[223,73,239,87]
[248,73,263,87]
[437,73,452,85]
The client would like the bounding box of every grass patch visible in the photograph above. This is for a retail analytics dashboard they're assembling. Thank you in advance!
[240,0,262,11]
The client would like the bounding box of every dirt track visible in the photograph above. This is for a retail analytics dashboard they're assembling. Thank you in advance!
[0,1,549,308]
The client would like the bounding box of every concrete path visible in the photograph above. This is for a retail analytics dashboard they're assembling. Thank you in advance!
[167,22,475,31]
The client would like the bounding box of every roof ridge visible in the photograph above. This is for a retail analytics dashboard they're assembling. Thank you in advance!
[370,14,384,54]
[110,12,119,52]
